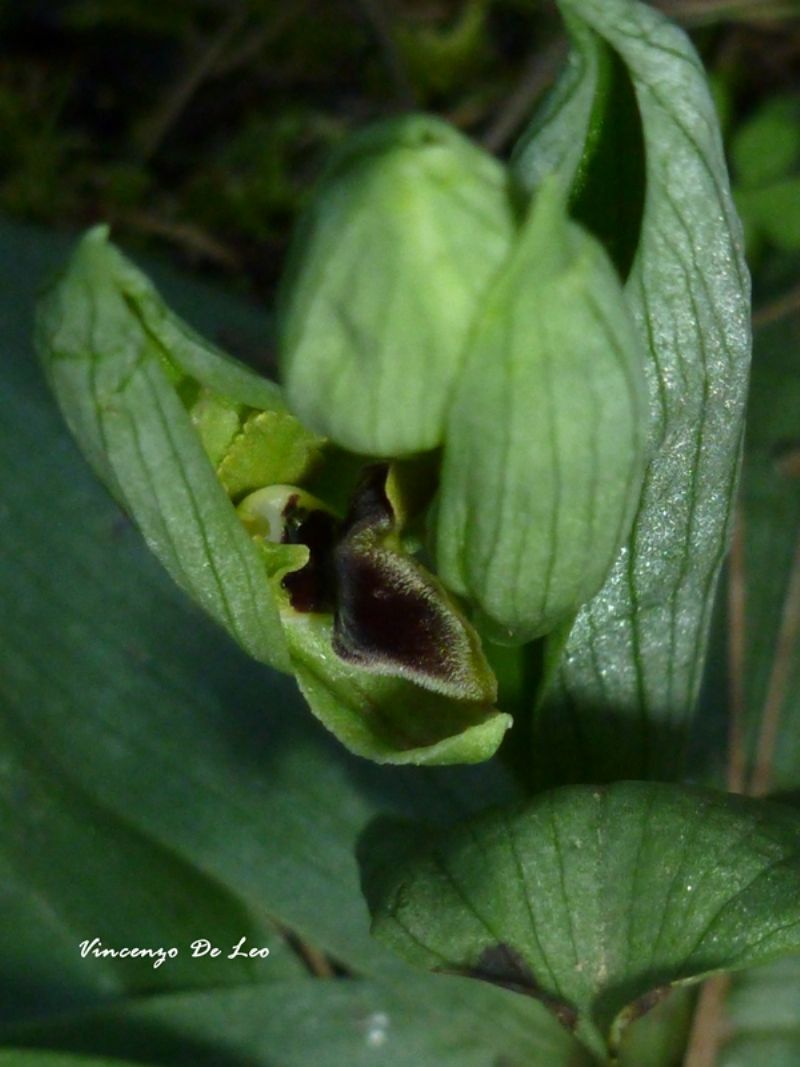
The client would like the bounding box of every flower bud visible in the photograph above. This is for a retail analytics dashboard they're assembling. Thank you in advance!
[436,181,650,643]
[278,114,516,456]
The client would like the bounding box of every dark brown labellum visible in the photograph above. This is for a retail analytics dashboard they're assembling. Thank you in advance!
[330,464,496,703]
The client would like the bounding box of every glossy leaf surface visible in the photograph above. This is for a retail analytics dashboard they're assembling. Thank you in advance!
[367,783,800,1060]
[512,0,751,781]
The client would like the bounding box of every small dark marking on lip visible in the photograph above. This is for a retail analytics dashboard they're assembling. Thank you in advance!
[279,496,338,613]
[438,943,578,1033]
[339,462,393,538]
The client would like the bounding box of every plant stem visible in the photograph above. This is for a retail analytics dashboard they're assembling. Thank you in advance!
[749,521,800,796]
[682,503,747,1066]
[682,976,732,1067]
[727,506,747,795]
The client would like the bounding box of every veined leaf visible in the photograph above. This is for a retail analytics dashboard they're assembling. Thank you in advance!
[279,113,515,456]
[436,179,649,644]
[365,782,800,1061]
[37,228,507,767]
[511,0,751,781]
[36,227,291,673]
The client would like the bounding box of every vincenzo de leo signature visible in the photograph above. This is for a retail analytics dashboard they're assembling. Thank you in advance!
[79,936,270,969]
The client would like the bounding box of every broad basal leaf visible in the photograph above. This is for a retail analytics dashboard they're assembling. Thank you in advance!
[0,1055,145,1067]
[511,0,751,780]
[0,704,304,1027]
[0,975,586,1067]
[365,782,800,1060]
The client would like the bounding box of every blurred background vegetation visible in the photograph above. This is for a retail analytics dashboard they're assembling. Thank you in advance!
[2,0,800,313]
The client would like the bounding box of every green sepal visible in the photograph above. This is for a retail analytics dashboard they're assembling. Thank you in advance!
[188,387,242,467]
[278,113,516,456]
[436,180,649,644]
[510,0,751,782]
[36,226,292,673]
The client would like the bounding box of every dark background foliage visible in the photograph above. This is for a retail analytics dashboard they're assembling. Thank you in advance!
[2,0,799,307]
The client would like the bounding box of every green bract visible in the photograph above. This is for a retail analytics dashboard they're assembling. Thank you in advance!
[436,181,650,643]
[36,225,293,674]
[278,113,516,456]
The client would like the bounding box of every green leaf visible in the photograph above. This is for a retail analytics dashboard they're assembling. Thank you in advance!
[38,227,510,767]
[36,226,291,673]
[279,113,515,456]
[1,977,586,1067]
[515,29,646,280]
[436,179,649,644]
[0,717,302,1022]
[6,214,577,1060]
[365,782,800,1061]
[511,0,751,781]
[0,1055,145,1067]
